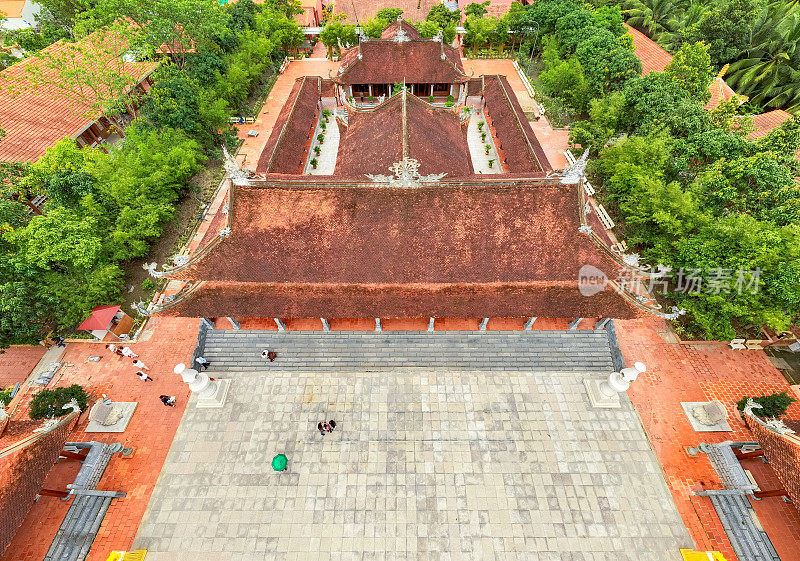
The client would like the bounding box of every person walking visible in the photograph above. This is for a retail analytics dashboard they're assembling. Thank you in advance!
[318,422,326,436]
[132,359,149,370]
[261,350,278,362]
[328,420,336,432]
[136,370,153,382]
[52,336,66,347]
[195,356,210,370]
[160,395,176,407]
[105,343,118,354]
[121,346,139,358]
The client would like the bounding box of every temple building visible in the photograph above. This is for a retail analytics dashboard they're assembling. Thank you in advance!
[143,20,673,329]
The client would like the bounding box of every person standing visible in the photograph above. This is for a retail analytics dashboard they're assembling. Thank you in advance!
[317,422,326,436]
[195,356,210,370]
[52,336,66,348]
[159,395,176,407]
[328,420,336,432]
[132,359,149,370]
[105,344,118,354]
[121,346,139,358]
[136,370,153,382]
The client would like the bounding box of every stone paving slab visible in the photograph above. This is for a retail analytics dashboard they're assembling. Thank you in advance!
[202,331,616,373]
[134,369,691,560]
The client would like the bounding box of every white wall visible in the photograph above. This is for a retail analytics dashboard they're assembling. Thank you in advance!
[0,0,41,31]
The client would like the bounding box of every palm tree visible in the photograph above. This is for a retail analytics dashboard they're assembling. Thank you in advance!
[623,0,687,39]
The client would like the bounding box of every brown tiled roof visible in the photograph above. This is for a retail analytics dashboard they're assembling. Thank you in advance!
[625,23,672,75]
[255,76,321,174]
[705,76,740,110]
[482,75,551,172]
[335,92,472,177]
[748,109,793,139]
[160,280,639,319]
[381,20,420,40]
[170,180,626,286]
[335,39,466,85]
[334,0,440,23]
[0,29,158,163]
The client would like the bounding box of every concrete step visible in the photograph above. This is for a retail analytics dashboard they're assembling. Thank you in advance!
[199,330,615,373]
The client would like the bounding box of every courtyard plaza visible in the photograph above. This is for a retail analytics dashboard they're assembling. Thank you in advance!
[132,330,691,560]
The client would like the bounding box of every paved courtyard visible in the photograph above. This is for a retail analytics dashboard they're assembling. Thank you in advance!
[134,350,691,560]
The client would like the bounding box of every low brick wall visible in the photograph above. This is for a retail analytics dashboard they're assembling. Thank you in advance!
[744,413,800,509]
[0,413,78,557]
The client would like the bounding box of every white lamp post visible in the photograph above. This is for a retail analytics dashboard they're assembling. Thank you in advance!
[585,362,646,409]
[174,363,231,409]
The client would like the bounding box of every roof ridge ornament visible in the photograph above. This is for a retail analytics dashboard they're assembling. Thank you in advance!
[222,145,250,186]
[393,18,410,42]
[365,158,447,188]
[561,148,589,184]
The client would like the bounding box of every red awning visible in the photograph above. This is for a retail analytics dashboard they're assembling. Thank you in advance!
[77,305,121,331]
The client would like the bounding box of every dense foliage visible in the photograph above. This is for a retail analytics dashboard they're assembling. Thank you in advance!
[513,0,800,339]
[736,391,797,418]
[29,384,88,419]
[0,0,298,346]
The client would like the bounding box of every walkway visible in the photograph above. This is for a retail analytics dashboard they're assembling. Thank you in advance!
[235,59,339,170]
[466,111,501,173]
[1,316,200,561]
[616,317,800,561]
[303,112,339,175]
[134,334,691,560]
[202,330,615,372]
[465,59,570,171]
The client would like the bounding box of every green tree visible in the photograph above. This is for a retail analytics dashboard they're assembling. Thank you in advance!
[319,20,357,58]
[620,73,708,136]
[684,0,765,67]
[665,42,713,102]
[416,20,441,38]
[376,7,403,21]
[574,28,641,94]
[464,14,496,56]
[465,1,490,17]
[361,17,389,39]
[426,4,461,29]
[539,56,591,112]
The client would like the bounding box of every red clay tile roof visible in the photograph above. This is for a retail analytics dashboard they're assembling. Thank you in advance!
[0,29,157,163]
[161,179,640,318]
[255,76,321,174]
[334,0,441,23]
[160,280,640,319]
[169,180,627,286]
[482,75,551,172]
[705,76,740,110]
[748,109,793,139]
[625,23,672,76]
[335,38,466,86]
[381,19,420,40]
[335,92,473,177]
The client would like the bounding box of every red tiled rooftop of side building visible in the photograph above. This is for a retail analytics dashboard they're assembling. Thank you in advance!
[748,109,793,139]
[0,28,157,163]
[625,23,672,75]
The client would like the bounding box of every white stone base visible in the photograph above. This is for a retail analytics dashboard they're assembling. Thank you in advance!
[584,378,622,409]
[196,378,231,409]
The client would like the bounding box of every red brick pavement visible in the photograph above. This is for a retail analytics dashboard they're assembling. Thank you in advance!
[0,346,47,388]
[617,317,800,561]
[1,316,199,561]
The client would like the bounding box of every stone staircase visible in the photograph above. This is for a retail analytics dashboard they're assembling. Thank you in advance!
[201,330,616,373]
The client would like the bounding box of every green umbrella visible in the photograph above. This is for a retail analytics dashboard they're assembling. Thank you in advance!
[271,454,288,472]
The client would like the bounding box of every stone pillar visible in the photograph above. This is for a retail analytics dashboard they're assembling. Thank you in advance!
[321,318,330,332]
[226,317,241,330]
[479,318,489,331]
[523,317,537,330]
[568,318,584,330]
[428,317,435,332]
[430,84,434,97]
[174,363,230,409]
[368,84,373,97]
[595,318,611,329]
[274,318,286,331]
[375,318,382,332]
[449,84,454,97]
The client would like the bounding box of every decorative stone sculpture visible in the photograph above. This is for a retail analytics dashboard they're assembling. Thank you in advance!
[692,400,728,426]
[174,363,230,408]
[89,401,125,426]
[585,362,646,408]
